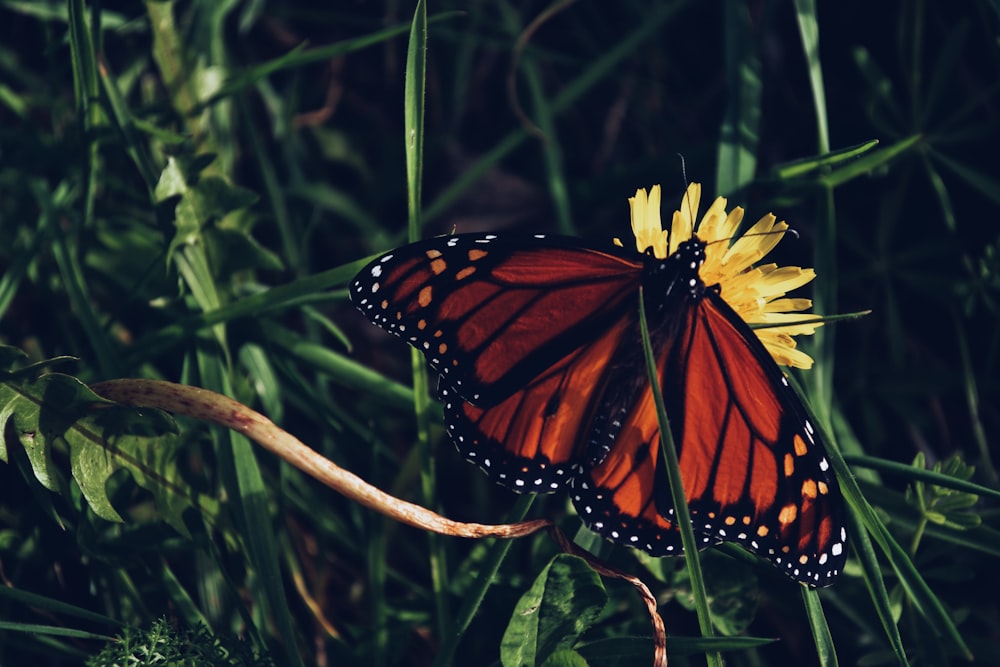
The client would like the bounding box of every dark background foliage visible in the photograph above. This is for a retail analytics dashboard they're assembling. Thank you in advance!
[0,1,998,665]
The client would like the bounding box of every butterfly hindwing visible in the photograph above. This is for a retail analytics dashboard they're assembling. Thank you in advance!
[569,373,700,557]
[444,315,634,493]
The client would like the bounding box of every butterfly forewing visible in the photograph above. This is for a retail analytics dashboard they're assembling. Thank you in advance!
[658,291,846,586]
[351,234,644,405]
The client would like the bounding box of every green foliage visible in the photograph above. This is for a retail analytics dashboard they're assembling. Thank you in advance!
[670,553,758,637]
[87,617,273,667]
[906,453,982,531]
[0,1,997,666]
[500,555,607,667]
[0,347,197,531]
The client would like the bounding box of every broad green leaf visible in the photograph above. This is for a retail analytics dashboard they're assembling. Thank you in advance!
[672,552,758,636]
[540,648,589,667]
[0,370,205,533]
[500,555,607,667]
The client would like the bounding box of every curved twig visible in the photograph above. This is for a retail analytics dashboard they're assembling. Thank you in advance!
[89,379,551,540]
[549,526,667,667]
[506,0,578,139]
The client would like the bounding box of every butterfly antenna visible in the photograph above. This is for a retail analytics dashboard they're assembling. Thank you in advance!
[676,153,700,227]
[676,153,689,189]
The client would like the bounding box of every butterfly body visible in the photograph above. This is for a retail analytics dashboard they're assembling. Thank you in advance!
[351,232,846,586]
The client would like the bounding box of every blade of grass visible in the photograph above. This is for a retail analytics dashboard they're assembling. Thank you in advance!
[423,1,687,225]
[637,287,720,667]
[793,0,830,155]
[845,499,908,667]
[263,324,416,407]
[500,0,575,234]
[802,587,839,667]
[241,96,303,276]
[128,258,366,363]
[716,1,761,195]
[200,359,305,667]
[844,455,1000,501]
[0,622,115,641]
[67,0,99,220]
[403,0,451,648]
[433,495,536,667]
[0,587,125,629]
[793,0,836,423]
[97,55,159,197]
[33,180,121,377]
[818,136,921,188]
[866,508,972,659]
[768,139,880,181]
[952,307,997,485]
[0,226,47,321]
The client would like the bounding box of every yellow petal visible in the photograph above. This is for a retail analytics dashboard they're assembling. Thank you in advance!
[764,297,813,313]
[669,183,700,256]
[624,182,823,368]
[628,186,668,258]
[755,266,816,295]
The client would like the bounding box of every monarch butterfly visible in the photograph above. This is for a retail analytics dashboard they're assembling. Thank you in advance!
[350,187,847,587]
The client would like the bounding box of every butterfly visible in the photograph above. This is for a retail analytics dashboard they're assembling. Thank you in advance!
[350,227,847,587]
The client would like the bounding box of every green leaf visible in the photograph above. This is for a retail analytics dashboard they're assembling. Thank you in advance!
[202,227,285,276]
[540,649,589,667]
[0,370,202,533]
[906,453,982,532]
[500,554,607,667]
[672,552,758,636]
[767,139,881,181]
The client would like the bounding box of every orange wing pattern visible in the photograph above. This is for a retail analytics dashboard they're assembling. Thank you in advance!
[443,315,633,493]
[572,283,845,586]
[351,233,847,586]
[351,234,642,405]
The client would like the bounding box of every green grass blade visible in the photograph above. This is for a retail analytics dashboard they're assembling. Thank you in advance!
[793,0,837,416]
[637,287,720,667]
[845,455,1000,502]
[716,2,761,195]
[434,495,536,667]
[802,587,839,666]
[402,0,450,649]
[499,1,574,234]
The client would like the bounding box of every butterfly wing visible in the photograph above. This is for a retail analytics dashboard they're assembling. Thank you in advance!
[571,266,846,586]
[568,360,702,558]
[668,291,846,585]
[350,234,644,406]
[352,233,847,587]
[443,315,634,493]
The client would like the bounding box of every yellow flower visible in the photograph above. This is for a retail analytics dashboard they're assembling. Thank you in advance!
[617,183,822,369]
